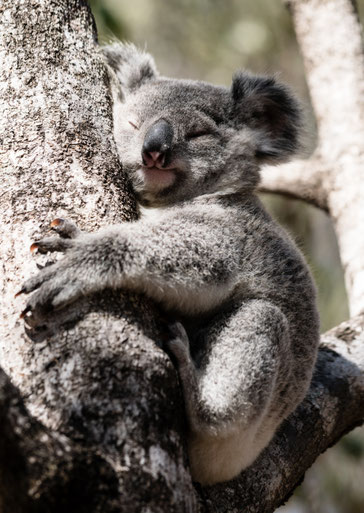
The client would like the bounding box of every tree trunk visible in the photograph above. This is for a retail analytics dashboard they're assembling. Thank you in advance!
[0,0,363,512]
[0,1,198,511]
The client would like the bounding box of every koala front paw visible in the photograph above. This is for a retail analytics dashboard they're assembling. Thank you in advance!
[16,219,97,327]
[29,218,83,255]
[18,257,86,325]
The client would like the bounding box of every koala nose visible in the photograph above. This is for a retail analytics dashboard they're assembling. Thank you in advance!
[142,119,174,168]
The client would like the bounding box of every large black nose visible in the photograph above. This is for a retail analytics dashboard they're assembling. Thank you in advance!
[142,119,174,168]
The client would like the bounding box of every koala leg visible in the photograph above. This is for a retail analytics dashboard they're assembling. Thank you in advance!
[168,300,296,485]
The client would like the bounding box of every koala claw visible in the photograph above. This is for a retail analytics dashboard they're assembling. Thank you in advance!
[28,217,82,255]
[20,305,31,319]
[30,242,40,254]
[50,218,82,239]
[15,287,26,298]
[17,265,58,299]
[29,237,75,254]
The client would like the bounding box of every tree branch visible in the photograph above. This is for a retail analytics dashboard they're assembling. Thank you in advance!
[283,0,364,316]
[287,0,364,145]
[259,157,329,211]
[261,0,364,316]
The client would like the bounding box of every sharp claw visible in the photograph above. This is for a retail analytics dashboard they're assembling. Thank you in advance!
[30,241,52,255]
[15,288,26,298]
[50,218,80,239]
[20,306,31,319]
[50,218,64,229]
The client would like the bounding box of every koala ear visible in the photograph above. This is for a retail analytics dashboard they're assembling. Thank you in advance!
[230,72,303,164]
[102,42,158,95]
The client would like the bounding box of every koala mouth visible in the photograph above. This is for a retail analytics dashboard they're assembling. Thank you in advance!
[139,166,177,189]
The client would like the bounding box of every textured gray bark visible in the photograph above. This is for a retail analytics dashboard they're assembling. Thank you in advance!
[0,0,363,512]
[0,1,197,512]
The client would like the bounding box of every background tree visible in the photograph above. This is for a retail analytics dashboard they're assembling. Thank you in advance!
[0,1,363,513]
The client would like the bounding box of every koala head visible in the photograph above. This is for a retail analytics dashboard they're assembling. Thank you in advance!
[103,43,303,207]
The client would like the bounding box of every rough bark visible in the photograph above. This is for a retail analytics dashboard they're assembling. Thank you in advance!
[0,1,197,512]
[0,366,122,513]
[0,0,363,512]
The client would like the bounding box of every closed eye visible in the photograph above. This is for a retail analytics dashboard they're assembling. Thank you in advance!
[128,121,139,130]
[186,130,211,139]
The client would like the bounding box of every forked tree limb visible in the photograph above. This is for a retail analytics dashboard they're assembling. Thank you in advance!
[260,0,364,317]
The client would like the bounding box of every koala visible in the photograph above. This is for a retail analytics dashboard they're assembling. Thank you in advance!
[18,43,320,486]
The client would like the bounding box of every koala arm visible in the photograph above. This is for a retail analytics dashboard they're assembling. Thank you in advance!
[19,214,239,322]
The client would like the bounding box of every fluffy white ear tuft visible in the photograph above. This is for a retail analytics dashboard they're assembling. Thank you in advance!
[231,72,304,164]
[102,42,158,95]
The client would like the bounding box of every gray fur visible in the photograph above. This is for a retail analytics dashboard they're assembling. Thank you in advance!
[21,43,319,485]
